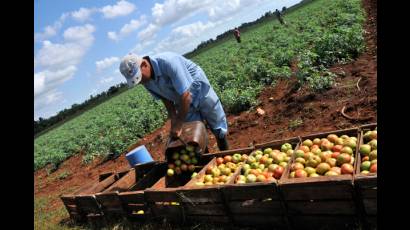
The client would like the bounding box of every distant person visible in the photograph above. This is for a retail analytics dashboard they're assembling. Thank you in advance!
[233,27,241,43]
[275,9,286,25]
[119,52,229,151]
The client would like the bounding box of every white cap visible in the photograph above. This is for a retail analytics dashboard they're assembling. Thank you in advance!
[119,53,143,88]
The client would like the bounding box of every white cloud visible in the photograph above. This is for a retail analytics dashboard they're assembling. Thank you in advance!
[34,66,77,98]
[207,0,241,21]
[34,12,68,42]
[154,21,220,54]
[173,21,216,37]
[35,24,95,71]
[108,15,147,41]
[152,0,211,26]
[138,23,159,42]
[131,40,155,55]
[96,57,120,72]
[100,0,136,19]
[34,24,96,115]
[35,89,65,113]
[100,76,115,84]
[71,7,96,22]
[45,90,64,104]
[63,24,95,43]
[35,1,133,43]
[107,31,118,41]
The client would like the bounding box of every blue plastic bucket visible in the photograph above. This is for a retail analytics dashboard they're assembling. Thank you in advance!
[125,145,154,167]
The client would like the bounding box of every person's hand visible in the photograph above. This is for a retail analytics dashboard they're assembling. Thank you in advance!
[170,120,183,138]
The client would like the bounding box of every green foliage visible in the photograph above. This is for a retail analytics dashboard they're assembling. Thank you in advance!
[34,87,167,170]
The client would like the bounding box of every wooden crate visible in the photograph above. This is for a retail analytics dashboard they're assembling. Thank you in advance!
[61,169,130,222]
[144,176,184,223]
[95,162,166,220]
[221,137,300,228]
[354,123,377,229]
[280,128,360,230]
[144,160,212,224]
[177,157,241,224]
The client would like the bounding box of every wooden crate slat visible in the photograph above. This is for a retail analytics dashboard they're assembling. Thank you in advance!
[103,169,136,192]
[150,205,183,222]
[254,136,300,150]
[78,174,118,195]
[231,214,286,227]
[360,187,377,198]
[144,176,180,202]
[75,195,102,215]
[223,181,279,200]
[280,181,354,200]
[365,215,377,229]
[355,174,377,188]
[287,200,356,215]
[98,171,115,182]
[127,203,145,210]
[118,191,145,204]
[95,192,125,214]
[131,163,167,191]
[354,127,377,188]
[289,215,358,230]
[363,198,377,215]
[177,187,223,203]
[183,203,226,215]
[228,199,282,215]
[185,215,230,224]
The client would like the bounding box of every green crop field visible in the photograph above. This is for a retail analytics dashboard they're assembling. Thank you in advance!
[34,0,365,171]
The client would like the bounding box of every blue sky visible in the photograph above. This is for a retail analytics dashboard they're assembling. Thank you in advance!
[34,0,301,120]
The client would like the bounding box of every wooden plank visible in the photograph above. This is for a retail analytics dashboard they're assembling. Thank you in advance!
[144,177,180,202]
[228,199,283,215]
[117,168,132,178]
[118,191,145,204]
[185,215,231,224]
[223,182,280,201]
[103,169,136,192]
[360,187,377,199]
[126,203,145,211]
[280,182,354,200]
[61,195,76,205]
[354,175,377,188]
[75,195,102,215]
[365,215,377,229]
[126,215,146,222]
[360,123,377,131]
[363,198,377,215]
[145,189,180,202]
[150,205,183,222]
[286,200,356,215]
[183,203,226,215]
[289,215,358,230]
[177,187,223,203]
[98,171,115,182]
[77,174,118,195]
[95,192,125,215]
[231,214,287,227]
[254,136,300,150]
[131,163,167,191]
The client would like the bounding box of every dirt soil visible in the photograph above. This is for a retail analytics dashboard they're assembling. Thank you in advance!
[34,0,377,223]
